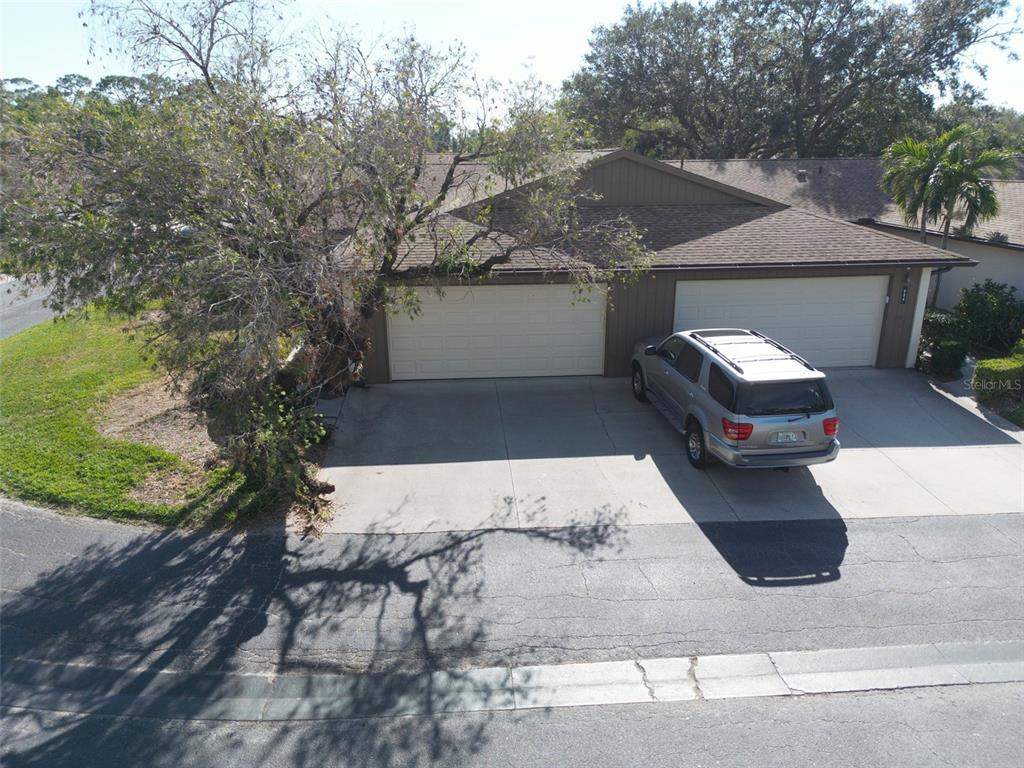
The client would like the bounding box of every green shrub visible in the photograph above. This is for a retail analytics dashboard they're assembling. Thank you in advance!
[928,338,969,378]
[972,354,1024,402]
[953,280,1024,355]
[921,308,963,346]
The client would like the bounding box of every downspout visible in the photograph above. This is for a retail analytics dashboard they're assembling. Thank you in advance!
[928,266,954,309]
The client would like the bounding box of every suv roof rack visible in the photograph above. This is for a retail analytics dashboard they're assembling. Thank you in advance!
[689,329,817,375]
[689,332,745,374]
[748,330,816,371]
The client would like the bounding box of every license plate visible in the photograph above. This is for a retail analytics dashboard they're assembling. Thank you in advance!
[775,431,803,443]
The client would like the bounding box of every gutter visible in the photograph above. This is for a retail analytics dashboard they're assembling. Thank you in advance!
[639,258,976,271]
[448,258,976,278]
[859,219,1024,253]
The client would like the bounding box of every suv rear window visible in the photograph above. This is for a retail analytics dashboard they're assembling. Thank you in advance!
[735,380,833,416]
[708,364,736,409]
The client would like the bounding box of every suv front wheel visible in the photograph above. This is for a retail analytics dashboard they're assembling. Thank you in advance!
[685,421,709,469]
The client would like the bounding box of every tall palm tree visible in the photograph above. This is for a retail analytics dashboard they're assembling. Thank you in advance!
[927,139,1017,249]
[882,125,1016,248]
[881,125,973,244]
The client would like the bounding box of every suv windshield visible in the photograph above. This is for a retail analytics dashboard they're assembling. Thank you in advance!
[736,380,833,416]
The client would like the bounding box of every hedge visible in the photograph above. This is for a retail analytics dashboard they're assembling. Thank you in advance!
[972,352,1024,402]
[929,338,969,379]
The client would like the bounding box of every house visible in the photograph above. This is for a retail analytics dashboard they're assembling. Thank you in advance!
[360,150,973,383]
[679,157,1024,310]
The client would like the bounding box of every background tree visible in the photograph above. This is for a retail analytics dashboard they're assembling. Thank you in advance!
[562,0,1017,158]
[1,0,648,515]
[931,85,1024,151]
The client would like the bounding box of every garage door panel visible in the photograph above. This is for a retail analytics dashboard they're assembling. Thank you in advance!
[388,285,607,380]
[674,276,888,367]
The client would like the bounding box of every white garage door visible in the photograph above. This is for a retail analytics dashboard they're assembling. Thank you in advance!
[674,276,889,367]
[388,285,607,380]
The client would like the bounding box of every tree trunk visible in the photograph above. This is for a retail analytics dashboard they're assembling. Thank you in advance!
[941,215,952,250]
[310,287,389,395]
[919,211,928,244]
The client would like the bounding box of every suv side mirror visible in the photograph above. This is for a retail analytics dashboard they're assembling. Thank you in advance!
[644,345,658,356]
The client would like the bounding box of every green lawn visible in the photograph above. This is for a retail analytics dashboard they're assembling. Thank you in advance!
[0,312,262,525]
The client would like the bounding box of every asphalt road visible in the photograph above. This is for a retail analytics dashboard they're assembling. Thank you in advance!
[3,683,1021,767]
[0,280,54,339]
[2,496,1022,765]
[3,499,1021,675]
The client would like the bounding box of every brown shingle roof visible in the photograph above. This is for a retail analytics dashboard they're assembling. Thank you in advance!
[337,213,583,273]
[350,203,971,273]
[679,157,1024,247]
[575,204,971,269]
[415,150,614,211]
[336,150,975,275]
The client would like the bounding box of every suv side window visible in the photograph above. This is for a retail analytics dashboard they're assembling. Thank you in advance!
[675,343,703,382]
[658,336,685,362]
[708,363,736,410]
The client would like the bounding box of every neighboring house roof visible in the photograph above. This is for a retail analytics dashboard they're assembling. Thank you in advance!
[679,157,1024,247]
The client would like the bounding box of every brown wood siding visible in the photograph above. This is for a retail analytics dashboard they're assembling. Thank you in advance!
[875,267,923,368]
[604,274,677,377]
[604,266,922,376]
[582,158,752,205]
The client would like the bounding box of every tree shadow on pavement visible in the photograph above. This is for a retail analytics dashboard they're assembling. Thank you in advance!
[0,500,625,768]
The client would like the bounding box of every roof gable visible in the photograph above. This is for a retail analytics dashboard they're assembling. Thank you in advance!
[581,151,779,206]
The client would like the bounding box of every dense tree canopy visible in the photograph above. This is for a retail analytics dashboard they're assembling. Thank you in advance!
[1,0,648,514]
[563,0,1019,158]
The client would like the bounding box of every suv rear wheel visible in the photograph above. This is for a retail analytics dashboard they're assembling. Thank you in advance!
[631,364,649,402]
[685,420,709,469]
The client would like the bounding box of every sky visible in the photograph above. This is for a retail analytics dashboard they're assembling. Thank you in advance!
[2,0,1022,110]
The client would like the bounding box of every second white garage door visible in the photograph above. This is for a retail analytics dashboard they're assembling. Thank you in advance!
[674,276,889,367]
[387,285,607,380]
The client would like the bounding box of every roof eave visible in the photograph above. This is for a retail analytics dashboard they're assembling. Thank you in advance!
[863,219,1024,252]
[384,257,979,277]
[639,257,978,271]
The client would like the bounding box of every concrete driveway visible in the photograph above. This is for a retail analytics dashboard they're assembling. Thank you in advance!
[320,369,1023,534]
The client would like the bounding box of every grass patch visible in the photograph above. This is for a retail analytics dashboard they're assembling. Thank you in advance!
[0,312,267,525]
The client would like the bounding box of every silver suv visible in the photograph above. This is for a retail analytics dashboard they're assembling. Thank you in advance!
[631,329,840,469]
